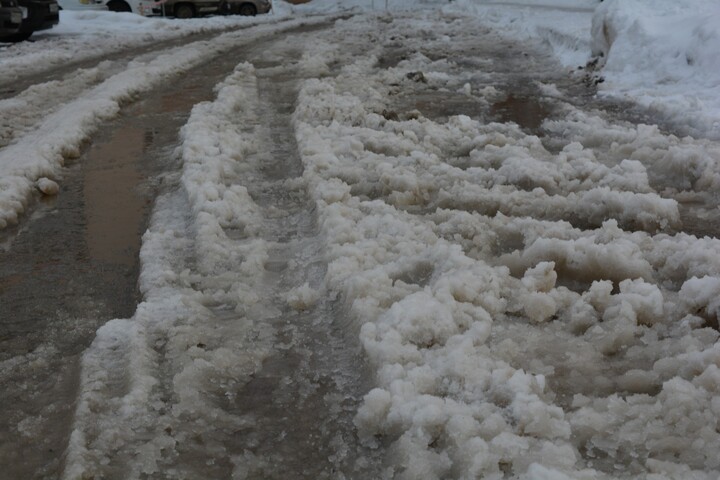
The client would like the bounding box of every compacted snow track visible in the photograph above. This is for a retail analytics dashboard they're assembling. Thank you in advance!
[3,9,720,480]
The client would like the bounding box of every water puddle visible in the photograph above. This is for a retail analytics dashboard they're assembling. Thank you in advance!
[490,93,552,134]
[678,198,720,240]
[83,126,146,266]
[395,90,484,122]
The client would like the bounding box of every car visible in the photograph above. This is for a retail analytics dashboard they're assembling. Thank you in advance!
[218,0,270,16]
[1,0,58,41]
[104,0,154,14]
[152,0,269,18]
[58,0,155,15]
[57,0,107,11]
[0,0,23,40]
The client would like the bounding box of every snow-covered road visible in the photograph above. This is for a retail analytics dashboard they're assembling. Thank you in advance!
[2,5,720,480]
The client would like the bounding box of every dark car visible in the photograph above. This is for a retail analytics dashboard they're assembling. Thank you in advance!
[152,0,269,18]
[1,0,58,41]
[0,0,23,40]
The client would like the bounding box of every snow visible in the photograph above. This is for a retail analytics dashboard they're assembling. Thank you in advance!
[3,1,720,479]
[0,15,331,229]
[287,14,720,477]
[0,9,287,84]
[64,63,276,479]
[443,0,597,68]
[591,0,720,139]
[3,0,720,228]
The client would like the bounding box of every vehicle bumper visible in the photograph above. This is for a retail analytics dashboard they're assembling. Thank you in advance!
[0,7,22,35]
[18,0,59,33]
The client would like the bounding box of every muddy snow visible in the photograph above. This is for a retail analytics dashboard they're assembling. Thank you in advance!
[1,6,720,480]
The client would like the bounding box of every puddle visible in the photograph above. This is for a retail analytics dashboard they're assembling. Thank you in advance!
[157,82,205,113]
[678,199,720,240]
[490,93,552,133]
[396,90,484,122]
[83,126,146,266]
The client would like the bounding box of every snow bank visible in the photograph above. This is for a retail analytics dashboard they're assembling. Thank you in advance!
[591,0,720,139]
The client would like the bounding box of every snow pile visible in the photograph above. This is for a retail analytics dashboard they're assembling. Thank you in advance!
[290,17,720,478]
[591,0,720,139]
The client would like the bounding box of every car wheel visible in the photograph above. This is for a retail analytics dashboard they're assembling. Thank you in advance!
[107,0,132,11]
[174,3,194,18]
[238,3,256,15]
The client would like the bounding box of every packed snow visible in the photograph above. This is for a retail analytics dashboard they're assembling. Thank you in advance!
[2,1,720,479]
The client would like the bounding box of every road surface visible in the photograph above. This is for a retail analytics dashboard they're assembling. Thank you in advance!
[1,9,720,480]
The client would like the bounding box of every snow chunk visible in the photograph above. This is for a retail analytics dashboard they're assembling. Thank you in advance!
[36,177,59,196]
[285,282,320,311]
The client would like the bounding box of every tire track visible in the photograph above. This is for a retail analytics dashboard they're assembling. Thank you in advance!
[0,18,342,480]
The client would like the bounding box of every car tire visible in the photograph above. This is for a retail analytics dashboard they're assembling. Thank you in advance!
[107,0,132,11]
[174,3,194,18]
[238,3,256,15]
